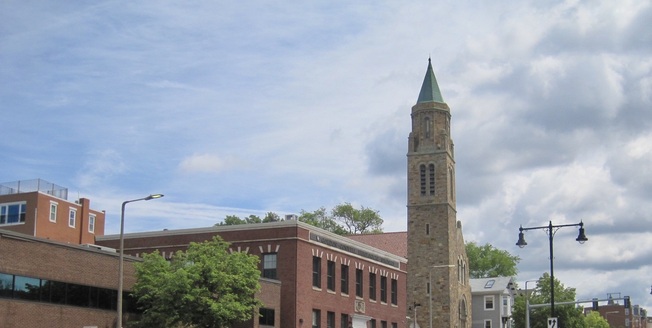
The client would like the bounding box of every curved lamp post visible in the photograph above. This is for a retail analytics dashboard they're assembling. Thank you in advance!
[117,194,164,328]
[516,221,587,320]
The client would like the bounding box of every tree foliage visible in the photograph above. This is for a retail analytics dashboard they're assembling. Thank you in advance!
[298,207,348,235]
[512,273,585,328]
[215,203,384,235]
[331,202,383,234]
[465,242,520,278]
[584,311,609,328]
[132,236,262,328]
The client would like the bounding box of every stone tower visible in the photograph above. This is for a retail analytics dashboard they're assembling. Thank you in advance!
[406,59,471,328]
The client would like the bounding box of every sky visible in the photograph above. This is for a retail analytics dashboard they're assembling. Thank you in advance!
[2,0,652,315]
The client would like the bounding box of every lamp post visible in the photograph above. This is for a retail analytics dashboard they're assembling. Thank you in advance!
[516,221,587,320]
[117,194,164,328]
[524,280,538,328]
[429,264,455,328]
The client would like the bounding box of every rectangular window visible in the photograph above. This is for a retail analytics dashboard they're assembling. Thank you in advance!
[341,314,349,328]
[381,321,388,328]
[369,272,376,301]
[380,275,387,303]
[312,309,321,328]
[370,319,376,328]
[49,202,58,222]
[68,208,77,228]
[355,269,363,297]
[263,253,278,279]
[391,278,398,305]
[392,323,398,328]
[327,311,335,328]
[484,295,495,310]
[259,308,275,326]
[485,320,492,328]
[88,214,96,233]
[0,273,14,298]
[341,264,349,294]
[327,260,336,291]
[312,256,321,288]
[0,202,27,225]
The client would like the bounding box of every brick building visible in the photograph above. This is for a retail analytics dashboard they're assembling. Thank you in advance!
[0,179,105,244]
[96,220,408,328]
[0,229,137,328]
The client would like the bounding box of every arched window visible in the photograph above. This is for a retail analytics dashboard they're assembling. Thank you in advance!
[429,164,435,195]
[449,167,455,200]
[459,298,468,328]
[420,165,426,196]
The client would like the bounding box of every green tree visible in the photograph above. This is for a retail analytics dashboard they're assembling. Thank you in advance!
[132,236,262,328]
[216,215,246,226]
[465,242,520,278]
[245,214,261,224]
[513,273,585,328]
[263,212,281,223]
[331,202,383,234]
[298,207,348,235]
[584,311,609,328]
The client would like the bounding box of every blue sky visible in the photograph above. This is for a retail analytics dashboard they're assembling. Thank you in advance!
[2,0,652,313]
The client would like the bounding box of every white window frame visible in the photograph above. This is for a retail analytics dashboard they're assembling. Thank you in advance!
[68,208,77,228]
[484,295,495,310]
[49,202,58,222]
[88,214,96,233]
[485,319,492,328]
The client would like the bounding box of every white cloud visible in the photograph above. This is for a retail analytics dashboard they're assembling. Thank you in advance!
[3,0,652,312]
[178,153,243,174]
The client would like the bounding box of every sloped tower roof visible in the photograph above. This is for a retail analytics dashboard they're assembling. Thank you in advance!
[416,57,444,104]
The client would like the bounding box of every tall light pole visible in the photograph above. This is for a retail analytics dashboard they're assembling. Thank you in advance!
[429,264,455,328]
[117,194,164,328]
[524,279,538,328]
[516,221,587,320]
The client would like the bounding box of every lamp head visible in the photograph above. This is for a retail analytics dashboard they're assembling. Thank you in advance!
[145,194,164,201]
[516,226,527,248]
[576,222,588,244]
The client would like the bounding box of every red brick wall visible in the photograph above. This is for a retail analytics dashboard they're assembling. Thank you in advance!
[97,222,408,328]
[0,231,138,328]
[0,192,106,245]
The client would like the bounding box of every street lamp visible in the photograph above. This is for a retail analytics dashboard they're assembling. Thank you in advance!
[429,264,455,328]
[516,221,587,320]
[524,280,538,328]
[117,194,164,328]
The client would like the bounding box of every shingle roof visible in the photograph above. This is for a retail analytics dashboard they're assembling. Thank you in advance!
[470,276,515,294]
[346,231,408,258]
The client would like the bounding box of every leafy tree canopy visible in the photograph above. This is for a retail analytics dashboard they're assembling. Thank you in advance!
[465,242,520,278]
[331,202,383,234]
[584,311,609,328]
[132,236,262,328]
[298,207,348,235]
[512,273,585,328]
[214,203,384,235]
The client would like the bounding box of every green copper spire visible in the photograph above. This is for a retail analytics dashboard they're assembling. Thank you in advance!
[417,58,444,104]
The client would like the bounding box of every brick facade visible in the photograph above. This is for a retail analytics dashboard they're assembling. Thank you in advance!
[0,229,137,328]
[97,220,409,328]
[0,185,105,244]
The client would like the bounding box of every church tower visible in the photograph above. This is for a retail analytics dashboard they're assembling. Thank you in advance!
[406,59,471,328]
